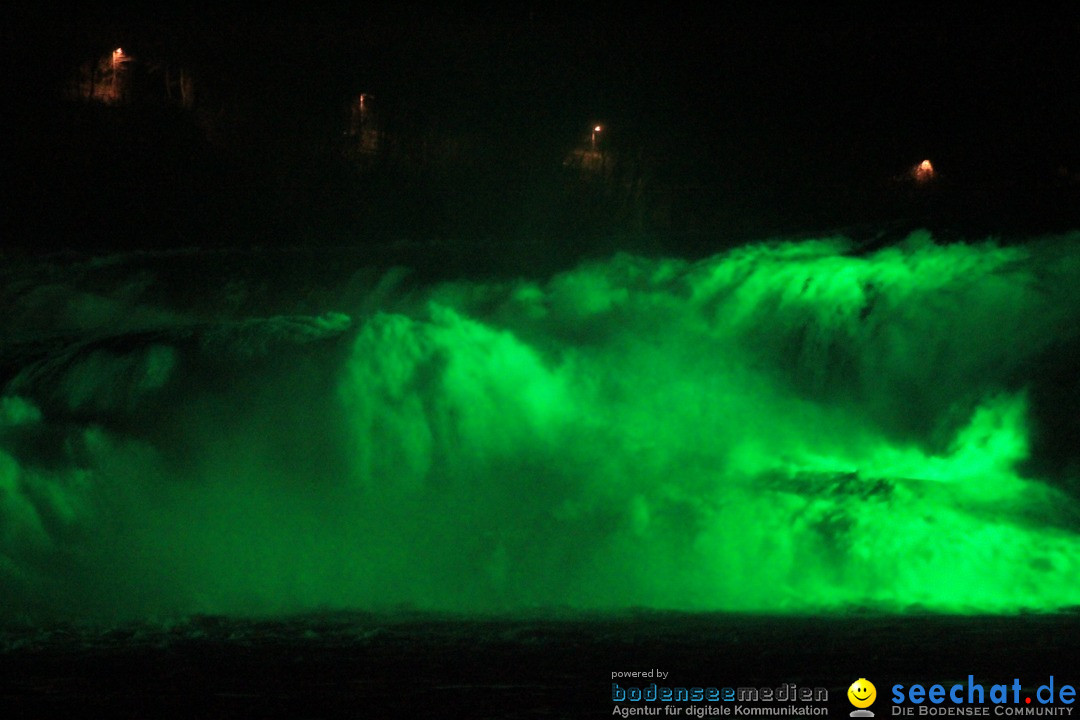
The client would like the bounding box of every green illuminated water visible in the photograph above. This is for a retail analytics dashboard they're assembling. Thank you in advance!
[2,232,1080,620]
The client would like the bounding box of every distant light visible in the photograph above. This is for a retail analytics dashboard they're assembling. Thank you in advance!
[594,125,602,132]
[912,159,936,183]
[114,48,123,56]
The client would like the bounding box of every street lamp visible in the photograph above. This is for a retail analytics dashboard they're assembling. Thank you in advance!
[591,125,602,151]
[912,158,935,184]
[111,48,124,101]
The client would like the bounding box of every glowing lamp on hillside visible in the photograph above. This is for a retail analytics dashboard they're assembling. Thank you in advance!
[591,125,602,150]
[912,158,936,183]
[108,48,126,101]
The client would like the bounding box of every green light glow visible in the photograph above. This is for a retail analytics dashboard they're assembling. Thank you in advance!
[2,232,1080,620]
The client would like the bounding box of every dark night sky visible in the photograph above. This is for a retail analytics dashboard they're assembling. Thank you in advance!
[5,6,1080,254]
[9,6,1080,141]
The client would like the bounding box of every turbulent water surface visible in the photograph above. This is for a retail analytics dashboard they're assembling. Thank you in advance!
[3,232,1080,621]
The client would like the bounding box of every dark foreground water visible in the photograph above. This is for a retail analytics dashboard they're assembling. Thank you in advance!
[0,611,1077,717]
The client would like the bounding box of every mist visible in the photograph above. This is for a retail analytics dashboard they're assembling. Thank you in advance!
[3,231,1080,622]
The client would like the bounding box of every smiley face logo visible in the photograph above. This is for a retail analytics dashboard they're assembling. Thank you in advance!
[848,678,876,709]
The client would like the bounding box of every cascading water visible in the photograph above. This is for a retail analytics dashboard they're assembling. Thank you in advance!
[2,231,1079,621]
